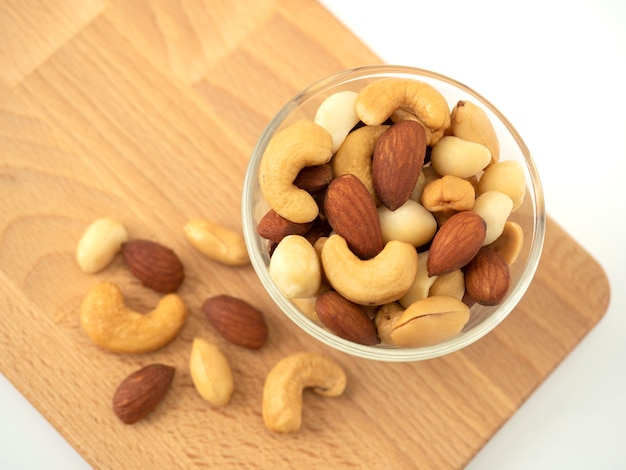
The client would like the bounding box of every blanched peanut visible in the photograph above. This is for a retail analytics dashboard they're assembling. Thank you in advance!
[189,338,234,406]
[269,235,321,298]
[487,221,524,265]
[429,269,465,300]
[450,100,500,164]
[399,250,436,308]
[377,199,437,247]
[184,219,249,266]
[478,160,526,211]
[390,296,470,347]
[409,171,427,203]
[76,217,128,273]
[314,91,360,153]
[472,190,514,245]
[430,136,491,178]
[374,302,404,345]
[421,175,475,212]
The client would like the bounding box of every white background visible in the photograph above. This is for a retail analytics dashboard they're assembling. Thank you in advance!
[2,0,626,468]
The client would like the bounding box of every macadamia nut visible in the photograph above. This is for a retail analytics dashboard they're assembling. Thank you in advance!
[314,91,360,153]
[377,199,437,247]
[269,235,321,298]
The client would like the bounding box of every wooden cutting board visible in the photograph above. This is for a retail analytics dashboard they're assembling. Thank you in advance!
[0,1,610,468]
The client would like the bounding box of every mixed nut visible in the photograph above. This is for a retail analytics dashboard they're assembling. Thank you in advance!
[75,216,344,431]
[257,77,526,348]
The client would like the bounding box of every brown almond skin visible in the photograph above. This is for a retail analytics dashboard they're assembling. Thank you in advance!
[324,173,383,259]
[427,211,486,276]
[294,164,333,194]
[464,247,511,306]
[202,295,268,349]
[316,291,380,346]
[121,239,184,293]
[257,209,314,244]
[373,120,427,211]
[113,364,175,425]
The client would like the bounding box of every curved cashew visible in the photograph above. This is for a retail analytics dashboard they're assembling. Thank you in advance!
[355,78,451,145]
[332,125,389,203]
[80,282,187,354]
[321,234,418,306]
[262,352,346,433]
[259,119,333,223]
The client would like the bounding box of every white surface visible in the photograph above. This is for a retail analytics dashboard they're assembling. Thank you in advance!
[1,0,625,468]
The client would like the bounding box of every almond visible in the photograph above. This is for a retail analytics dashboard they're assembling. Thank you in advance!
[324,173,383,259]
[201,295,268,349]
[302,217,332,246]
[315,291,380,345]
[257,209,314,244]
[294,163,333,194]
[121,239,184,293]
[427,211,486,276]
[112,364,175,424]
[464,246,511,306]
[372,120,427,210]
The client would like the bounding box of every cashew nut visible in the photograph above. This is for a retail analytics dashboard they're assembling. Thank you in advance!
[421,175,475,212]
[80,282,187,354]
[189,338,234,406]
[262,352,347,433]
[259,119,333,223]
[321,234,418,306]
[269,235,321,298]
[355,78,451,145]
[450,100,500,164]
[332,125,389,203]
[391,296,470,347]
[76,217,128,273]
[314,91,360,153]
[183,219,249,266]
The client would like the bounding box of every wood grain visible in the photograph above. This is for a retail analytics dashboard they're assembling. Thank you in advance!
[0,1,610,469]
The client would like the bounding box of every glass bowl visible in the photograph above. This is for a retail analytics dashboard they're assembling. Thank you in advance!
[242,65,545,362]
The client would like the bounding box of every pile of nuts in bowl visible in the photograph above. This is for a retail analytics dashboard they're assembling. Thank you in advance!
[255,76,526,349]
